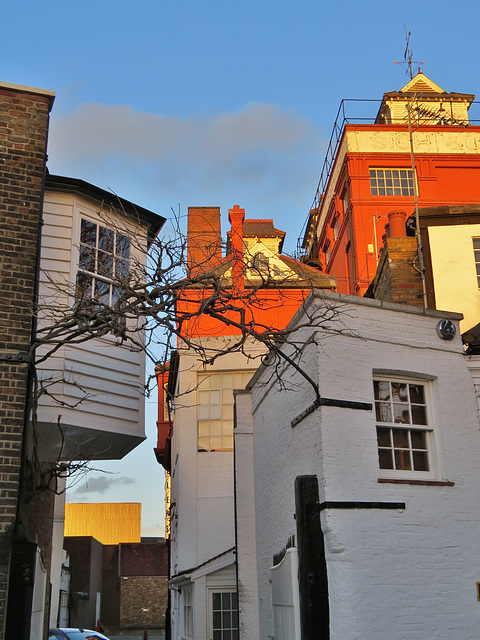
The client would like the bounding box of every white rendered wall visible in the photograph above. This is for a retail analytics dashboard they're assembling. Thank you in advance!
[428,223,480,332]
[246,292,480,639]
[170,338,263,640]
[171,339,262,576]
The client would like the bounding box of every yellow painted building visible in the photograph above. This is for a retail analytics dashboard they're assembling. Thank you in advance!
[64,503,141,545]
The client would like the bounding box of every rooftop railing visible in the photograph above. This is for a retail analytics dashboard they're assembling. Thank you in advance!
[296,99,480,257]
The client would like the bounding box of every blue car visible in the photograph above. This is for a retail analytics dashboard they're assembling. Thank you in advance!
[49,629,110,640]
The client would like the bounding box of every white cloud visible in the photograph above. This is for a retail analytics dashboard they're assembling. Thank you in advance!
[47,102,324,228]
[141,524,164,537]
[70,474,135,497]
[49,101,316,161]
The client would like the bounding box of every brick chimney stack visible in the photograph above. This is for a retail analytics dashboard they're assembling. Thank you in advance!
[187,207,222,277]
[367,209,423,307]
[228,205,245,291]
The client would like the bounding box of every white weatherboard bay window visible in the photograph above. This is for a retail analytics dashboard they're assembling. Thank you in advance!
[374,377,437,479]
[197,371,253,452]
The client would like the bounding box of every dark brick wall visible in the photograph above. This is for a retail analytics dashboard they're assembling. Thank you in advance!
[66,539,169,631]
[120,541,168,577]
[102,545,120,630]
[120,576,168,629]
[0,83,54,637]
[64,537,104,629]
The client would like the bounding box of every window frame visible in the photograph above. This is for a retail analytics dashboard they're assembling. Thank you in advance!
[71,204,140,339]
[323,240,331,267]
[182,586,193,640]
[76,217,131,309]
[472,237,480,289]
[250,251,269,273]
[197,371,254,452]
[373,375,439,481]
[208,589,239,640]
[369,168,415,197]
[332,215,339,242]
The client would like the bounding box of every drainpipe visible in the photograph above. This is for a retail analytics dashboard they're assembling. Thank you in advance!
[406,100,428,307]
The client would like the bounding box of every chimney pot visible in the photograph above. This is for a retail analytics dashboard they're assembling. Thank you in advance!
[387,210,407,238]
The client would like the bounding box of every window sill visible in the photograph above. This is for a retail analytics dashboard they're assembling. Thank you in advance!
[378,478,454,487]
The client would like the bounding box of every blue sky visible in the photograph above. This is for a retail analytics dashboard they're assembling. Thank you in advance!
[4,0,480,536]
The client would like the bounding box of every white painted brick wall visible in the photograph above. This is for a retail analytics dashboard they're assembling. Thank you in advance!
[244,292,480,639]
[170,336,268,637]
[234,390,261,639]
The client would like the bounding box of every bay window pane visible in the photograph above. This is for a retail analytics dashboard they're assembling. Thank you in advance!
[80,219,96,245]
[98,226,113,252]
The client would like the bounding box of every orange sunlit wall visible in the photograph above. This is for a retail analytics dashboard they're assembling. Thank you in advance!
[318,124,480,295]
[176,288,312,338]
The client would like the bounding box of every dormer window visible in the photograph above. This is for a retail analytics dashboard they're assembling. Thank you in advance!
[251,252,270,273]
[249,252,282,279]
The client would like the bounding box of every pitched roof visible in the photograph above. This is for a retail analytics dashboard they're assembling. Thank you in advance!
[400,73,446,94]
[382,71,474,102]
[45,173,165,247]
[226,218,287,254]
[199,250,335,290]
[241,219,286,238]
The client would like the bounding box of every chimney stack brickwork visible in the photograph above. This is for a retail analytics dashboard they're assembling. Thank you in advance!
[0,83,54,633]
[187,206,222,276]
[367,237,424,307]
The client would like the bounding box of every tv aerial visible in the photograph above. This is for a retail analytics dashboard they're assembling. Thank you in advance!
[393,26,426,79]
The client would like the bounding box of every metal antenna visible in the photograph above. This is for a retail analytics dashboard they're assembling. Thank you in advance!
[393,26,425,78]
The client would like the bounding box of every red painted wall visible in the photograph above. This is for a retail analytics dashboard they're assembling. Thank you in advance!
[317,124,480,295]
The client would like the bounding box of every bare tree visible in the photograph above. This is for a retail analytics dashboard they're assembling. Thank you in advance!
[29,205,341,497]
